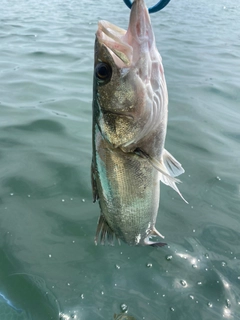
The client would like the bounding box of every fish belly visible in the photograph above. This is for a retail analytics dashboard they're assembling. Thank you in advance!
[94,129,160,245]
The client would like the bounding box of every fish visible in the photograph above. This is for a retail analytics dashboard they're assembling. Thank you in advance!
[91,0,187,246]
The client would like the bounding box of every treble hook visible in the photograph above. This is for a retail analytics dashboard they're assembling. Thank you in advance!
[123,0,171,13]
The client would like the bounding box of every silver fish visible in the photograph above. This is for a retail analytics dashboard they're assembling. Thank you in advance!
[91,0,187,246]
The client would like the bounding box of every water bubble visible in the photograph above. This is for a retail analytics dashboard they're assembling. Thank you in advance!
[67,283,70,286]
[27,194,31,198]
[205,253,209,259]
[216,176,221,181]
[82,199,85,202]
[166,255,172,261]
[226,299,231,308]
[115,264,121,269]
[120,303,128,312]
[221,261,227,267]
[101,291,104,295]
[170,307,175,312]
[192,264,197,269]
[162,294,165,297]
[180,280,187,287]
[207,302,213,308]
[10,193,14,196]
[59,313,70,320]
[62,199,65,202]
[197,281,202,285]
[192,229,196,233]
[146,263,152,268]
[48,254,52,258]
[189,295,194,300]
[237,276,240,280]
[80,294,84,299]
[223,308,231,317]
[70,198,73,201]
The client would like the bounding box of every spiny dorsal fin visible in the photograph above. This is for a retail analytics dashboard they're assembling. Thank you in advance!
[95,215,119,245]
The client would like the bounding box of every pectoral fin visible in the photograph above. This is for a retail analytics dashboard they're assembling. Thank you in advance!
[134,148,188,204]
[160,173,188,203]
[91,161,99,203]
[161,149,188,203]
[162,149,185,177]
[134,148,179,181]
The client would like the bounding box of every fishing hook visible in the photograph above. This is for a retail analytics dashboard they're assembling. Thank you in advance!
[123,0,171,13]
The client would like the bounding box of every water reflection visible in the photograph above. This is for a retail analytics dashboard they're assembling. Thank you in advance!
[0,243,60,320]
[114,313,136,320]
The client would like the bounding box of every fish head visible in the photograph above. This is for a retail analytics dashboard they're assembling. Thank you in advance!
[93,0,168,150]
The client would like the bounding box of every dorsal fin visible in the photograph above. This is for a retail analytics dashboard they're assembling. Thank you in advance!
[95,215,119,245]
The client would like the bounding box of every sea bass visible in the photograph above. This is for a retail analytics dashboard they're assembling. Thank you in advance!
[91,0,187,246]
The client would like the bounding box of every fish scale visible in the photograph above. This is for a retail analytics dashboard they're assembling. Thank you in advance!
[95,133,159,245]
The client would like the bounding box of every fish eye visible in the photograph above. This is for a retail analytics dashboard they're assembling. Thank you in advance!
[95,62,112,84]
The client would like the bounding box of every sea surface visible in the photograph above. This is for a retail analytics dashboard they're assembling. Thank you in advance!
[0,0,240,319]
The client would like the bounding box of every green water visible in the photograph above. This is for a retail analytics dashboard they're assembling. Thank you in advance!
[0,0,240,319]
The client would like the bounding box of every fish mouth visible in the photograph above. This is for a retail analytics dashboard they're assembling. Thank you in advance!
[97,20,133,68]
[97,0,153,69]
